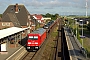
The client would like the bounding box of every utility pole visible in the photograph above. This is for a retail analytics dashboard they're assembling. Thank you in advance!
[85,0,88,17]
[75,19,78,39]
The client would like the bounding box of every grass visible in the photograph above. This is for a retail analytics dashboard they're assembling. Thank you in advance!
[84,28,90,35]
[51,30,58,37]
[41,25,58,60]
[82,28,90,58]
[77,25,90,58]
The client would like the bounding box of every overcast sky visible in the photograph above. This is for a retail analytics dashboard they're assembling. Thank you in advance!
[0,0,90,15]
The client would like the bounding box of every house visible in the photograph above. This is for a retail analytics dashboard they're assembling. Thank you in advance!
[32,14,45,27]
[43,17,51,23]
[33,14,44,24]
[0,3,38,32]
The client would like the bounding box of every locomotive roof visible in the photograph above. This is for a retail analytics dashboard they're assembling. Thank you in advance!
[31,28,46,35]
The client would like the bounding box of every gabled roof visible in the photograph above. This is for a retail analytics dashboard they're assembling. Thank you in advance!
[2,4,30,26]
[33,14,43,20]
[8,13,21,27]
[1,13,11,22]
[2,13,21,27]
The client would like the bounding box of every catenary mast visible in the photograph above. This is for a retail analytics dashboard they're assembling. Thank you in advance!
[85,0,88,17]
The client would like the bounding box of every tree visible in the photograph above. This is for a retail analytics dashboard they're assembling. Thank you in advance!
[87,22,90,30]
[55,13,59,18]
[87,17,90,30]
[51,14,56,20]
[0,14,2,17]
[46,13,51,17]
[42,13,59,20]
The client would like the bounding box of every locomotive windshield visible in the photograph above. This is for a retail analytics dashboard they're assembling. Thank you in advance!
[28,36,38,40]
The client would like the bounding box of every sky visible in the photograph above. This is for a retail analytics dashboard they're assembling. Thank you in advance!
[0,0,90,16]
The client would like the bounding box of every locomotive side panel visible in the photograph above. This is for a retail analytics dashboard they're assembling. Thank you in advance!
[40,31,46,47]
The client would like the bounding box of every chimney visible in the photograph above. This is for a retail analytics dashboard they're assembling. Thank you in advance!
[15,3,18,13]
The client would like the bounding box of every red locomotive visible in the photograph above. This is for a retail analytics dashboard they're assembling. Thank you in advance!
[26,28,46,51]
[26,20,57,51]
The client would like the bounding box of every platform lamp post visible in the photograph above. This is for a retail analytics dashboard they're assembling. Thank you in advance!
[71,18,74,33]
[70,18,74,35]
[75,18,78,39]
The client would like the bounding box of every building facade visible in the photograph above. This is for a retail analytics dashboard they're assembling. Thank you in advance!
[0,3,38,32]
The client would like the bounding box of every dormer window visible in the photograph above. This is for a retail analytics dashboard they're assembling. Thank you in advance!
[19,8,20,11]
[11,8,13,10]
[11,8,13,12]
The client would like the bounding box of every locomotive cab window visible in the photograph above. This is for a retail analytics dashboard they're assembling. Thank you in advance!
[28,36,38,40]
[29,36,33,40]
[34,36,38,40]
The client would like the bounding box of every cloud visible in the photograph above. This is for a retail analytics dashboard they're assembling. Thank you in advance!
[0,0,90,14]
[44,7,54,9]
[22,0,44,7]
[0,0,90,10]
[22,0,62,7]
[0,0,13,6]
[22,0,90,9]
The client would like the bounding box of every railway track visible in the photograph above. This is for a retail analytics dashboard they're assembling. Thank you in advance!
[21,52,36,60]
[54,18,63,60]
[20,19,58,60]
[54,18,70,60]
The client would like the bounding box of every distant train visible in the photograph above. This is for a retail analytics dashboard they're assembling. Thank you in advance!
[43,20,54,29]
[26,20,57,51]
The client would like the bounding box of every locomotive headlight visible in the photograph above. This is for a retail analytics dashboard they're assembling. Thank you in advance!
[27,47,30,49]
[28,42,31,44]
[35,47,38,49]
[35,42,38,44]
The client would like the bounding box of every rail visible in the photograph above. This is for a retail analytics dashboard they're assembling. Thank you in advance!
[21,52,36,60]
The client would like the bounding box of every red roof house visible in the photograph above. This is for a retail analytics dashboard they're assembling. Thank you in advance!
[33,14,44,24]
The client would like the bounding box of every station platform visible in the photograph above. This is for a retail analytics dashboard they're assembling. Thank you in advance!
[0,44,22,60]
[0,37,27,60]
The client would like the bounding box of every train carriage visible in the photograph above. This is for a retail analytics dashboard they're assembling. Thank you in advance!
[27,28,46,51]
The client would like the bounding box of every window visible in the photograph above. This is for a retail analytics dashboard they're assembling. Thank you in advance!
[34,36,38,40]
[10,8,14,12]
[19,8,20,11]
[28,36,38,40]
[2,23,5,26]
[6,23,10,26]
[29,36,33,40]
[11,8,13,10]
[2,23,10,26]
